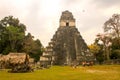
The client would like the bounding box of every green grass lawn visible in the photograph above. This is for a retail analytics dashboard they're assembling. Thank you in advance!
[0,65,120,80]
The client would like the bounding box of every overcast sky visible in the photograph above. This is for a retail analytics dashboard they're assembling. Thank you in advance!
[0,0,120,47]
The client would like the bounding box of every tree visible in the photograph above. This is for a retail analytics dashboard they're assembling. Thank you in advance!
[22,33,34,53]
[23,33,43,62]
[104,14,120,60]
[104,14,120,38]
[6,26,24,52]
[30,39,43,62]
[0,16,43,62]
[0,16,26,33]
[110,37,120,59]
[0,16,26,54]
[96,33,112,60]
[0,24,5,52]
[112,37,120,50]
[88,43,104,64]
[88,44,100,56]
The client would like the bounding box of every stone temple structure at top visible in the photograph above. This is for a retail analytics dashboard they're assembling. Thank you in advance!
[60,10,75,27]
[40,10,93,65]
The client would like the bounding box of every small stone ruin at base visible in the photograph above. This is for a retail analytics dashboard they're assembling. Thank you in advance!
[0,53,34,73]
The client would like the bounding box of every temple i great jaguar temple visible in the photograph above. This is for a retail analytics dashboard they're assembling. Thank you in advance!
[40,10,94,65]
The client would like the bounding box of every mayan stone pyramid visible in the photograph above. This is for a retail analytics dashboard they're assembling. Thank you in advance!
[40,10,93,65]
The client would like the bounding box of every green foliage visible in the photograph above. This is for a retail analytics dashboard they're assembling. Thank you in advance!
[110,38,120,59]
[88,44,101,56]
[22,33,34,53]
[23,33,43,62]
[0,16,26,53]
[96,53,104,64]
[89,43,104,64]
[6,26,24,52]
[31,39,43,62]
[112,38,120,50]
[2,45,11,55]
[110,50,120,59]
[0,16,26,33]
